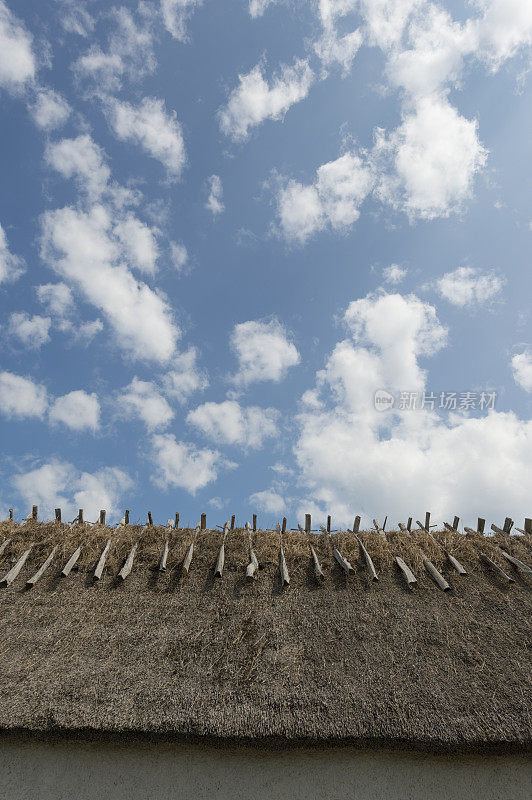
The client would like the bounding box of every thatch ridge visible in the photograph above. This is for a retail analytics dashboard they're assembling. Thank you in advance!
[0,522,530,753]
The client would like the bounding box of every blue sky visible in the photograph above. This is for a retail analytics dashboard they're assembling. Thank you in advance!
[0,0,531,528]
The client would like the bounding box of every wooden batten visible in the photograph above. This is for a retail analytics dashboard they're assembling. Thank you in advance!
[453,516,460,531]
[491,524,506,536]
[245,521,259,581]
[423,558,450,591]
[480,553,514,583]
[8,509,13,521]
[55,508,61,523]
[464,526,477,535]
[26,546,58,587]
[305,514,311,534]
[309,545,324,581]
[327,515,331,533]
[443,521,459,533]
[159,539,169,572]
[281,517,287,535]
[182,525,200,576]
[61,546,82,577]
[124,510,130,525]
[279,547,290,587]
[0,538,12,557]
[99,510,106,526]
[429,529,467,575]
[252,514,257,533]
[230,515,235,530]
[525,518,532,534]
[425,512,431,532]
[395,556,417,585]
[201,513,207,530]
[214,545,225,578]
[118,543,138,581]
[373,519,386,539]
[477,517,485,533]
[32,505,38,520]
[147,511,153,526]
[499,550,532,575]
[333,548,354,574]
[503,517,513,533]
[175,512,179,529]
[416,519,428,533]
[0,547,33,586]
[356,536,378,581]
[94,539,111,581]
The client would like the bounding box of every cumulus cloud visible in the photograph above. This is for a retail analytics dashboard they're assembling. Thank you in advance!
[374,95,488,220]
[73,6,156,91]
[40,204,181,363]
[113,213,159,274]
[383,264,407,284]
[45,134,111,201]
[475,0,532,70]
[161,0,203,41]
[8,312,51,349]
[162,348,209,403]
[314,0,362,73]
[512,351,532,393]
[170,241,189,273]
[275,149,374,244]
[118,377,174,431]
[58,0,95,37]
[36,282,74,317]
[106,97,186,178]
[150,433,231,494]
[205,175,224,216]
[29,88,71,129]
[49,390,100,431]
[187,400,279,449]
[436,266,504,307]
[0,222,25,284]
[218,58,314,141]
[0,371,48,419]
[13,460,132,521]
[249,0,280,18]
[230,317,300,387]
[249,488,286,515]
[0,1,35,93]
[293,291,532,525]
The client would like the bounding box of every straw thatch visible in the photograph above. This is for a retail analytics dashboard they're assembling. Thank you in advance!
[0,521,530,754]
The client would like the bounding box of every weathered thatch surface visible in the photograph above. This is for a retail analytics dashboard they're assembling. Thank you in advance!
[0,521,530,753]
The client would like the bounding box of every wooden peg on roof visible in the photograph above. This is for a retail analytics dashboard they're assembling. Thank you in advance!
[453,516,460,531]
[32,505,38,520]
[499,550,532,574]
[174,512,179,529]
[55,508,61,522]
[480,553,514,583]
[282,517,287,535]
[94,540,111,581]
[0,546,33,586]
[230,515,235,530]
[147,511,153,526]
[425,511,431,532]
[99,510,106,526]
[398,522,407,532]
[395,556,417,585]
[477,517,485,533]
[159,539,169,572]
[27,546,57,587]
[125,510,129,525]
[245,521,259,581]
[327,515,331,533]
[353,516,361,533]
[201,513,206,530]
[491,523,506,536]
[61,546,82,577]
[407,518,412,531]
[305,514,311,534]
[252,514,257,532]
[118,543,138,581]
[355,534,378,581]
[525,518,532,534]
[503,517,514,533]
[8,509,13,521]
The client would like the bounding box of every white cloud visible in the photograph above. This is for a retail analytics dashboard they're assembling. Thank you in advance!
[293,291,532,526]
[106,97,186,178]
[512,351,532,393]
[187,400,279,449]
[13,459,132,521]
[249,488,286,515]
[383,263,407,284]
[275,149,373,243]
[0,223,25,284]
[230,317,300,387]
[40,204,181,363]
[0,1,35,93]
[205,174,224,216]
[118,377,174,431]
[374,95,488,220]
[73,6,156,91]
[45,134,111,201]
[170,241,189,273]
[58,0,95,37]
[475,0,532,70]
[249,0,281,18]
[36,282,74,317]
[162,347,208,403]
[114,213,159,274]
[161,0,203,41]
[360,0,421,50]
[314,0,362,73]
[437,266,504,307]
[0,371,48,419]
[150,433,230,494]
[30,88,71,129]
[8,312,51,349]
[49,390,100,432]
[218,58,314,141]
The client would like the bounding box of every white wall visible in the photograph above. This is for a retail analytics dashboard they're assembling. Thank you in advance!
[0,737,530,800]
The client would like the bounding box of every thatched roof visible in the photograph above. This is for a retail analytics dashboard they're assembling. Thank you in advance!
[0,521,530,754]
